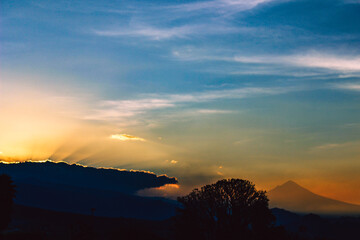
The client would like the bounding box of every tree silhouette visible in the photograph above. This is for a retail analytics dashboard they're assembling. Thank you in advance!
[174,179,286,240]
[0,174,16,231]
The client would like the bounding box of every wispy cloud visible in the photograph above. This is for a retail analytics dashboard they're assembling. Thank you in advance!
[91,0,271,40]
[173,48,360,72]
[94,25,197,40]
[312,143,345,151]
[196,109,234,114]
[110,134,146,142]
[233,138,254,145]
[234,53,360,72]
[166,0,274,14]
[310,141,360,152]
[85,86,297,121]
[343,122,360,128]
[93,23,240,40]
[85,99,174,120]
[165,159,178,164]
[333,83,360,91]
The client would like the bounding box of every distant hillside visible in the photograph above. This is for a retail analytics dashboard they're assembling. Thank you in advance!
[268,181,360,216]
[0,161,177,194]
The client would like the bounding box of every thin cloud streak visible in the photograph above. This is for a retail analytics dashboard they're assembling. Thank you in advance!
[110,134,146,142]
[173,48,360,72]
[166,0,274,14]
[93,25,198,40]
[234,54,360,72]
[85,86,300,121]
[85,99,174,120]
[93,23,241,40]
[309,141,360,153]
[196,109,234,114]
[333,83,360,91]
[91,0,268,40]
[312,143,345,151]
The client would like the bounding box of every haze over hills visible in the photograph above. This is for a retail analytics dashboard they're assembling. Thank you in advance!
[268,180,360,216]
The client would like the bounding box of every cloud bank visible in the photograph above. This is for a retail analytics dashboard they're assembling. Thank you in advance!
[0,160,177,194]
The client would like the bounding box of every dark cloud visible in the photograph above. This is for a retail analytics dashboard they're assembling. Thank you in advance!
[0,161,177,194]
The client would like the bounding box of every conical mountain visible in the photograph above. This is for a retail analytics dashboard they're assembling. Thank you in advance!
[268,181,360,215]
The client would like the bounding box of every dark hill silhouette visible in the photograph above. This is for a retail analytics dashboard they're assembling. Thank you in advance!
[0,161,177,194]
[268,180,360,216]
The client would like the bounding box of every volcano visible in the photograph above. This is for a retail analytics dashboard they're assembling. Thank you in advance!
[268,181,360,216]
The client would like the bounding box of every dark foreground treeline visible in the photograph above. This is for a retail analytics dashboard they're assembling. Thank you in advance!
[4,204,360,240]
[5,204,167,240]
[1,176,359,240]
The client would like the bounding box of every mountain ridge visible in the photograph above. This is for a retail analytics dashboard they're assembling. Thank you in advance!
[268,180,360,216]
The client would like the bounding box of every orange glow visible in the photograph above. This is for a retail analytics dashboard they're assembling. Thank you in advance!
[137,184,181,199]
[300,180,360,205]
[0,92,78,161]
[156,183,180,190]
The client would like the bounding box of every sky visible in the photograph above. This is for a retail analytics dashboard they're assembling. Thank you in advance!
[1,0,360,203]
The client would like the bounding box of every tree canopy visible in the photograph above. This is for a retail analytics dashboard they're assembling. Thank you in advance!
[175,179,285,240]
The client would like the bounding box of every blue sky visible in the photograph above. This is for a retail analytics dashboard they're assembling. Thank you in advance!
[1,0,360,202]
